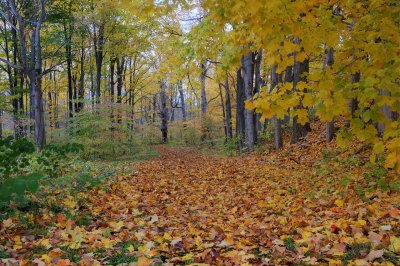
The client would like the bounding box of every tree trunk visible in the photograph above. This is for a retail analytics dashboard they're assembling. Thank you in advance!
[291,54,311,144]
[77,40,85,112]
[241,52,255,151]
[94,23,104,104]
[236,68,245,150]
[116,57,124,104]
[160,80,168,143]
[178,80,187,121]
[219,83,227,141]
[254,49,262,133]
[224,77,233,139]
[64,17,73,118]
[200,62,207,114]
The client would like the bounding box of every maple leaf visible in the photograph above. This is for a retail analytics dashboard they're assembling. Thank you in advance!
[2,219,13,229]
[66,226,86,249]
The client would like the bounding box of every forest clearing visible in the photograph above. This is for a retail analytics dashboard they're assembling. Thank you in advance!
[0,0,399,265]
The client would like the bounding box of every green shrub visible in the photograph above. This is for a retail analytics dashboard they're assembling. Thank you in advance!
[0,137,35,179]
[0,173,44,208]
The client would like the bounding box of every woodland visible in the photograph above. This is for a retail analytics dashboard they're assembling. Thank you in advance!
[0,0,399,265]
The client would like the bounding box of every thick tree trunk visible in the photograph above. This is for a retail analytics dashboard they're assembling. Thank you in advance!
[110,58,115,102]
[236,68,245,150]
[219,83,227,141]
[94,24,104,104]
[160,80,168,143]
[291,55,311,144]
[178,80,187,121]
[64,18,73,118]
[77,40,85,112]
[224,77,233,139]
[200,62,207,114]
[116,57,124,104]
[241,52,255,151]
[4,18,22,138]
[254,49,262,133]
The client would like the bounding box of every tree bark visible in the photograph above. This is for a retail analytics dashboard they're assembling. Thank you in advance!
[64,13,74,118]
[77,40,85,112]
[160,80,168,143]
[224,77,233,139]
[94,23,104,104]
[254,49,262,133]
[200,62,207,114]
[236,68,245,150]
[241,52,255,151]
[219,83,227,141]
[178,80,187,121]
[291,53,311,144]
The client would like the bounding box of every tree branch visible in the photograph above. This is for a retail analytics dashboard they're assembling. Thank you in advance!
[0,57,24,70]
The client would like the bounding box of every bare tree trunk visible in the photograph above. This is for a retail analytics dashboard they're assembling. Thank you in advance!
[219,83,227,141]
[236,68,245,150]
[160,80,168,143]
[64,14,73,118]
[116,57,124,104]
[178,80,187,121]
[241,52,255,151]
[224,77,233,139]
[200,62,207,114]
[116,57,124,124]
[94,23,104,104]
[291,50,311,144]
[254,49,262,133]
[77,40,85,112]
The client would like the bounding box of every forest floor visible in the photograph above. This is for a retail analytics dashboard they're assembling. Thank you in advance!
[1,132,400,265]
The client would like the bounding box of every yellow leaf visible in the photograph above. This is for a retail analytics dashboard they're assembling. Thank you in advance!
[354,219,366,228]
[101,238,114,249]
[63,199,77,209]
[2,218,13,228]
[127,245,134,252]
[389,236,400,253]
[137,256,152,266]
[334,199,344,207]
[182,253,193,261]
[279,217,288,225]
[41,254,51,264]
[163,232,172,241]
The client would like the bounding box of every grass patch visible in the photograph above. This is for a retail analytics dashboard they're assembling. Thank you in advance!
[107,253,138,265]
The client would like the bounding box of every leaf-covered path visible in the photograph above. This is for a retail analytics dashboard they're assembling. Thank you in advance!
[1,146,399,265]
